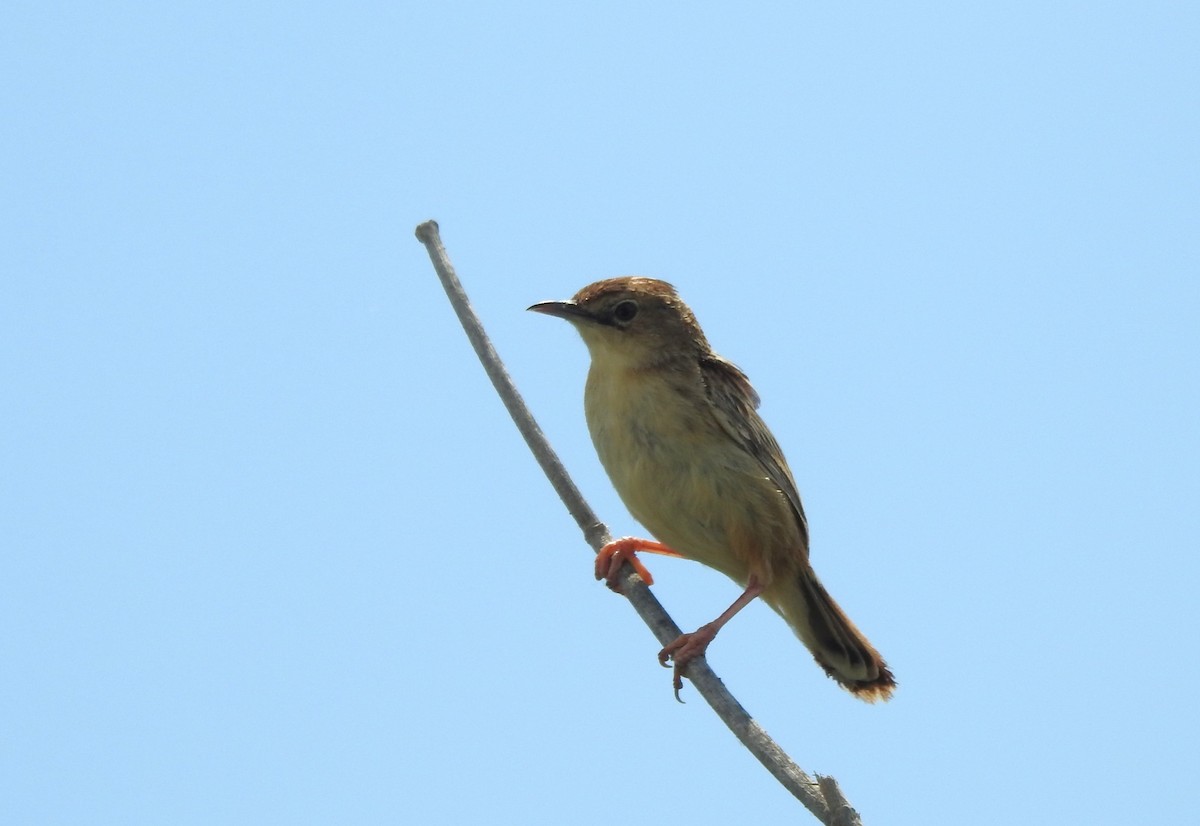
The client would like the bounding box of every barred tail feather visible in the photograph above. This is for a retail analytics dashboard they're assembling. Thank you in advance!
[767,566,896,702]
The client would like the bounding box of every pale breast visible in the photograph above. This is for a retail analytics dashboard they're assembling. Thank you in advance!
[584,364,801,585]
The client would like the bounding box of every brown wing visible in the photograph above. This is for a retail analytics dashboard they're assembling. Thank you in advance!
[699,354,810,549]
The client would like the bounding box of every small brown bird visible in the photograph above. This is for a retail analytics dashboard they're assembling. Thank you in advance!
[530,277,895,701]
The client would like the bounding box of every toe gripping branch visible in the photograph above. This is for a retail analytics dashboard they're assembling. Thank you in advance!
[594,537,683,589]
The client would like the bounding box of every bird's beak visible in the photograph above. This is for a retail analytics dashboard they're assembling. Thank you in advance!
[527,300,593,322]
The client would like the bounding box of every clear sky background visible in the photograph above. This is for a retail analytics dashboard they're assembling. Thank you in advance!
[3,2,1197,824]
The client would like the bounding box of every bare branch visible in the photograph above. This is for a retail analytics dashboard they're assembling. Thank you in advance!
[818,775,865,826]
[414,219,863,823]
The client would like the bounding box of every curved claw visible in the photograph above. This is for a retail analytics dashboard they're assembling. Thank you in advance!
[657,624,721,701]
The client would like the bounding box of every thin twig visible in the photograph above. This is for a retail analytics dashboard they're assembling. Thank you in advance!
[415,220,860,823]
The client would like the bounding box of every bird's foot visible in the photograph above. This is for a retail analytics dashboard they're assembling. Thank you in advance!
[594,537,681,590]
[658,623,720,702]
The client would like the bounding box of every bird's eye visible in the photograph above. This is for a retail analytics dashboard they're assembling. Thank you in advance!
[612,300,639,324]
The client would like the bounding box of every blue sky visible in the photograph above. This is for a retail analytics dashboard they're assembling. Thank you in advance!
[3,2,1197,823]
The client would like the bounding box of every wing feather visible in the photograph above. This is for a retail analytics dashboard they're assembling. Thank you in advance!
[699,354,810,548]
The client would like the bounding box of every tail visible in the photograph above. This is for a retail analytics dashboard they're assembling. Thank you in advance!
[766,565,896,702]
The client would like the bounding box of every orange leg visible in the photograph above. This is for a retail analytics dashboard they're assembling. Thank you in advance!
[595,536,683,590]
[659,577,764,700]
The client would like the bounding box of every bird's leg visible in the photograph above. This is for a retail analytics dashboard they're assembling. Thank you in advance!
[659,577,764,700]
[595,536,683,589]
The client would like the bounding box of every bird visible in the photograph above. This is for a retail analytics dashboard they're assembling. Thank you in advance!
[529,276,895,702]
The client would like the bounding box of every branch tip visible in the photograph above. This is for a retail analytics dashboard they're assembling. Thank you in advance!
[415,220,440,243]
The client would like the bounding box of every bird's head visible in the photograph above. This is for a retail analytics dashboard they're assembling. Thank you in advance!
[529,277,709,370]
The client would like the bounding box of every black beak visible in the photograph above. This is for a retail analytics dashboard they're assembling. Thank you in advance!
[527,300,593,322]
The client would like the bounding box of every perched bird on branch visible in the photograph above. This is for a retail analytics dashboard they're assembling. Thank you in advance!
[531,277,895,702]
